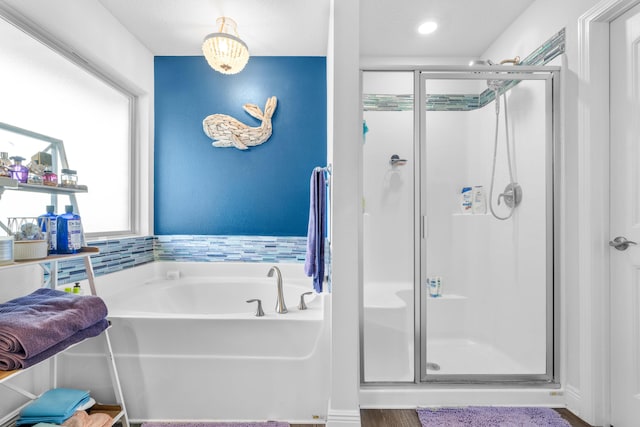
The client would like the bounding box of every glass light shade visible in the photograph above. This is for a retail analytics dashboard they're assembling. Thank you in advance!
[202,17,250,75]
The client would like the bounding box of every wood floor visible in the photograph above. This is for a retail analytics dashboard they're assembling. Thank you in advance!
[291,408,592,427]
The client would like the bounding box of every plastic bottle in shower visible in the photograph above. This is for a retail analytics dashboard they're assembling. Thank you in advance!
[460,187,473,213]
[428,277,442,297]
[472,185,487,214]
[38,205,58,254]
[57,205,82,254]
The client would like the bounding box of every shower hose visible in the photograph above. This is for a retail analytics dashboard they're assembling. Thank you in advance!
[489,88,517,221]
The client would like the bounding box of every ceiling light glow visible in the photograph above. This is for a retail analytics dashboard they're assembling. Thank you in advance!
[418,21,438,35]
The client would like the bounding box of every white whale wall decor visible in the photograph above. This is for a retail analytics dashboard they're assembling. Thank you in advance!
[202,96,277,150]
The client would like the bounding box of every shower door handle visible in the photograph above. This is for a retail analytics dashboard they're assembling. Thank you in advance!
[609,236,637,251]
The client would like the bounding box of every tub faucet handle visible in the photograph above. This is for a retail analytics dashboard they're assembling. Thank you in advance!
[246,299,265,317]
[298,291,313,310]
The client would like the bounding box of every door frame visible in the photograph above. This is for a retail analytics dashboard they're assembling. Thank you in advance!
[577,0,640,424]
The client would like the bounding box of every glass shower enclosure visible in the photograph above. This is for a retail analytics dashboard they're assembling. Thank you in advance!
[361,66,560,385]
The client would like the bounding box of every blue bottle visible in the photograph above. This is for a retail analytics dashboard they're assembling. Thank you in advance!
[57,205,82,254]
[38,205,58,254]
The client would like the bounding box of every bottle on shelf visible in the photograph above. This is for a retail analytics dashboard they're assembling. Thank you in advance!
[60,169,78,188]
[472,185,487,214]
[57,205,82,254]
[72,282,84,295]
[38,205,58,255]
[43,168,58,187]
[428,277,442,297]
[460,186,473,213]
[9,156,29,183]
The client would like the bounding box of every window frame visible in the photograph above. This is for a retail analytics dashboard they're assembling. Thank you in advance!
[0,6,139,238]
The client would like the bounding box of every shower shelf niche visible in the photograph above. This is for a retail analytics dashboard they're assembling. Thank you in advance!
[452,213,491,217]
[428,294,466,300]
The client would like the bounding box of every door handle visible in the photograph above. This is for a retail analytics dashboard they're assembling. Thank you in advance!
[609,236,637,251]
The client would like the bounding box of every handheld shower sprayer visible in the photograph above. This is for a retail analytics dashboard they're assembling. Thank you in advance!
[488,87,522,221]
[468,54,523,220]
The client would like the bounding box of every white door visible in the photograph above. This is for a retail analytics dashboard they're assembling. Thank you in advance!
[610,3,640,426]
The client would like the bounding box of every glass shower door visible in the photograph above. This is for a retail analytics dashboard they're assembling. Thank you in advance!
[361,71,415,382]
[419,69,558,382]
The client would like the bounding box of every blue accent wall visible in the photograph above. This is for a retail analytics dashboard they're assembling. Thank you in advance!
[154,56,327,236]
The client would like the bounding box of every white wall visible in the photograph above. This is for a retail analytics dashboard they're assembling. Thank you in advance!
[0,0,155,239]
[480,0,601,420]
[326,0,361,425]
[0,0,154,293]
[0,0,154,418]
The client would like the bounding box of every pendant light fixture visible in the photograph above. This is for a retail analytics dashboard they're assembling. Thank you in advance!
[202,17,250,75]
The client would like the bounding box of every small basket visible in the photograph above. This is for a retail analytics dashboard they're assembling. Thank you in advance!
[14,240,47,260]
[7,217,50,260]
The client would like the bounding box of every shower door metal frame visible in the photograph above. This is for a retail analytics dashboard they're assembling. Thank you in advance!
[358,66,560,388]
[417,67,561,385]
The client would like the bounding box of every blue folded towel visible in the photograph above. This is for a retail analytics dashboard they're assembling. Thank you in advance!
[18,388,90,425]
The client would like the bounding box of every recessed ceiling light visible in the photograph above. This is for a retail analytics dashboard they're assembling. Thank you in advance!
[418,21,438,35]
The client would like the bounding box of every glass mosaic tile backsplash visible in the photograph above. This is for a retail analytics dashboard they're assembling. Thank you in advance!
[363,28,565,112]
[55,235,308,285]
[154,235,307,263]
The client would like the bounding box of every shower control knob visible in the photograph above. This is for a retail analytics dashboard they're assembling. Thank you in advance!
[609,236,637,251]
[389,154,407,166]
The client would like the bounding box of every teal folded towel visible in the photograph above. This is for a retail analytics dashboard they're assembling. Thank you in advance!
[18,388,90,425]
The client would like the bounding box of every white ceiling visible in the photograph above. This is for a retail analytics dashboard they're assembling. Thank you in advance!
[98,0,331,56]
[98,0,535,58]
[360,0,535,58]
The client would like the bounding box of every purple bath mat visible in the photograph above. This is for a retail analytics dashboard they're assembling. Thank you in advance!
[416,407,571,427]
[142,423,288,427]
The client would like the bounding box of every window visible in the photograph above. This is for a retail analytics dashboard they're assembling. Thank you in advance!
[0,13,135,236]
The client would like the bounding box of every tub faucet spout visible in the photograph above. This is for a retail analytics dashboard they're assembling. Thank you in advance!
[267,266,288,314]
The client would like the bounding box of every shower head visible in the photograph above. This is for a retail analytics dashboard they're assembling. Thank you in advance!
[469,57,520,93]
[469,56,521,68]
[487,79,506,92]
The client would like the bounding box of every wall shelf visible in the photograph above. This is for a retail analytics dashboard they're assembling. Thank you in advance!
[0,177,17,188]
[0,247,98,272]
[4,182,88,195]
[0,249,129,427]
[0,122,128,427]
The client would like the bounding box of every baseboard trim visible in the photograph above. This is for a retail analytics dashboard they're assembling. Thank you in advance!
[565,384,581,416]
[326,409,361,426]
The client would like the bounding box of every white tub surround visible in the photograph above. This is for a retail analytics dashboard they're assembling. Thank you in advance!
[56,262,330,423]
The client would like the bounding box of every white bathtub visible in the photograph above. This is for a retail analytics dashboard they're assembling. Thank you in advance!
[56,262,330,423]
